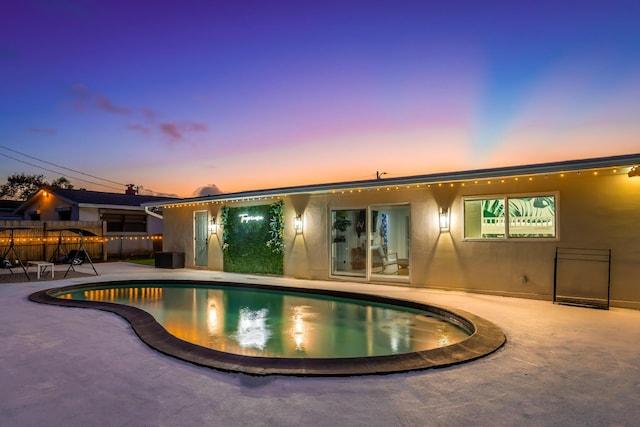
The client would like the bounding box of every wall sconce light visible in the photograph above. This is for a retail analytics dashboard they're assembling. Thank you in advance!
[439,207,450,231]
[209,217,218,234]
[629,166,639,178]
[294,214,303,234]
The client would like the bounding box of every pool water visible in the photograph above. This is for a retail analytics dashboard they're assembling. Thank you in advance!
[57,284,470,358]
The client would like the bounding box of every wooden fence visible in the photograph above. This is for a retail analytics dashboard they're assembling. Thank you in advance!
[0,220,105,263]
[1,220,163,264]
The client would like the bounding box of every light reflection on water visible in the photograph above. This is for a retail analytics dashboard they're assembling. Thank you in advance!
[57,285,469,358]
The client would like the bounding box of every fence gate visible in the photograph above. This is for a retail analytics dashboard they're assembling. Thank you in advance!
[553,247,611,310]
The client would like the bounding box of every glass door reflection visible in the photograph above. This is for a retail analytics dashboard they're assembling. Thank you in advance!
[369,205,410,281]
[331,209,366,277]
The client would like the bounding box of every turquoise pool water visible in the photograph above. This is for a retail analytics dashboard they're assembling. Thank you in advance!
[56,284,470,358]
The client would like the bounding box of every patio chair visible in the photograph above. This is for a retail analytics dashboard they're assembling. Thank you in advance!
[370,245,399,274]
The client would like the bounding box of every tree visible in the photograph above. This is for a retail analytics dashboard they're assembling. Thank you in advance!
[0,173,46,200]
[50,176,74,189]
[0,173,73,200]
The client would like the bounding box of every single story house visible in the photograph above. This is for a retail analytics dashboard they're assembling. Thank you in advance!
[144,153,640,310]
[13,186,174,258]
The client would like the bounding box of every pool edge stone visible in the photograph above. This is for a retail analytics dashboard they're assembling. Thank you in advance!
[28,279,506,377]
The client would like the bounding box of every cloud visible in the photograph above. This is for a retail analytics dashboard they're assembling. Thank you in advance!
[96,97,131,115]
[160,123,182,139]
[192,184,223,197]
[69,83,209,142]
[70,84,131,115]
[29,127,57,135]
[125,120,210,140]
[159,122,209,140]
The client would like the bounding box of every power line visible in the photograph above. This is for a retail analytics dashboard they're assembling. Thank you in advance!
[0,152,124,192]
[0,145,128,187]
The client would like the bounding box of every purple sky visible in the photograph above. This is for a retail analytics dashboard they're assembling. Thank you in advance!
[2,0,639,197]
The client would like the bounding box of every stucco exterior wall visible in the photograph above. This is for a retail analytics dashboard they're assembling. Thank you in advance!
[284,194,329,279]
[161,205,197,265]
[161,171,640,309]
[422,172,640,308]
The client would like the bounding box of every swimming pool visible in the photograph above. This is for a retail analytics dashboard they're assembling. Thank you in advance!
[30,280,506,376]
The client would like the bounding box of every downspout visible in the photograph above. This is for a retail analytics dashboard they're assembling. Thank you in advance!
[145,206,163,219]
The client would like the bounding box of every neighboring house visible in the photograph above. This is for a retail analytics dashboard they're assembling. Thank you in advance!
[145,153,640,310]
[0,200,22,219]
[13,186,174,258]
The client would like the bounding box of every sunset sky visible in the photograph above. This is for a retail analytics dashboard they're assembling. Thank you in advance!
[2,0,639,197]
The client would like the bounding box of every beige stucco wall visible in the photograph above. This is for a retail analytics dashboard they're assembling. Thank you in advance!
[284,194,329,279]
[162,204,197,266]
[162,171,640,309]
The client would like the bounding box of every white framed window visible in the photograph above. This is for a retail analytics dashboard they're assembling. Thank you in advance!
[464,193,557,240]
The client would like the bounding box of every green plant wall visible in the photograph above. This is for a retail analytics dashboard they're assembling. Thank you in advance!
[222,203,284,275]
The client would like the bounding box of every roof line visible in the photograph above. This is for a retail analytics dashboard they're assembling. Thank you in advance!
[143,152,640,206]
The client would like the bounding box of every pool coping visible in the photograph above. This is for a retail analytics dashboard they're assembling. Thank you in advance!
[28,279,506,377]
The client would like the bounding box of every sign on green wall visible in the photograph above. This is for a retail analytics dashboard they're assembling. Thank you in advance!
[222,204,284,275]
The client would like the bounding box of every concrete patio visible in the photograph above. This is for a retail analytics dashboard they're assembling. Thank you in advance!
[2,262,639,426]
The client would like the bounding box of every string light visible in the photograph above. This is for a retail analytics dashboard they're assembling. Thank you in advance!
[155,166,629,211]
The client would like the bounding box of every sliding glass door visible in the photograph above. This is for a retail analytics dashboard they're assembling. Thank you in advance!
[331,205,410,281]
[370,205,410,279]
[331,209,366,277]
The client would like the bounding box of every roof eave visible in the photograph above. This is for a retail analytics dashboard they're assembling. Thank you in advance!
[142,152,640,207]
[78,203,145,210]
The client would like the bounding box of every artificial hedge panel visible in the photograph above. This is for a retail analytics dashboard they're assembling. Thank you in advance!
[223,204,284,275]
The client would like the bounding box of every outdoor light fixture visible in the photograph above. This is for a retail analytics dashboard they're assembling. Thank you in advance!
[294,214,303,234]
[629,166,639,178]
[439,208,450,231]
[210,218,218,234]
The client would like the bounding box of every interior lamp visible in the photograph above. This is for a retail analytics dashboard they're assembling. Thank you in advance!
[629,166,639,178]
[294,214,303,234]
[439,208,450,231]
[209,217,218,234]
